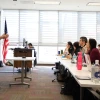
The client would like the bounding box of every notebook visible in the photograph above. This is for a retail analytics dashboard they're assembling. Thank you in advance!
[84,54,91,72]
[75,75,91,80]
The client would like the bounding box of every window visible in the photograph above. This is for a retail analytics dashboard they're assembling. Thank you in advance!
[39,11,58,44]
[20,10,39,44]
[96,12,100,44]
[59,12,78,43]
[79,12,96,39]
[39,46,57,63]
[2,10,19,43]
[2,10,19,59]
[1,10,100,63]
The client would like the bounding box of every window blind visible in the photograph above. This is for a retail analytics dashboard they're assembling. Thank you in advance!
[3,10,19,43]
[20,10,39,44]
[96,12,100,44]
[40,11,58,44]
[79,12,96,40]
[59,12,78,43]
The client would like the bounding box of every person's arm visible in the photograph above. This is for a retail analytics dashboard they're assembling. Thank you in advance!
[64,48,68,55]
[0,35,3,39]
[0,34,9,39]
[66,54,72,59]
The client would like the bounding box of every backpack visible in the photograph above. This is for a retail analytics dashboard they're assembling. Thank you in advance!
[0,61,3,67]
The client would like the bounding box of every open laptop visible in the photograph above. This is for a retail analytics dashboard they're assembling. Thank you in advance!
[84,54,92,72]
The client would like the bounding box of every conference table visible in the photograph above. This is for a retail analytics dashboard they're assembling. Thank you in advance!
[57,56,100,100]
[6,57,35,87]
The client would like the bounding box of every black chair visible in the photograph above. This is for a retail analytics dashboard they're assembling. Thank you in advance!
[52,64,65,82]
[52,61,60,75]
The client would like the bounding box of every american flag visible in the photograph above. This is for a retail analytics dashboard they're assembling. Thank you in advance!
[2,19,9,63]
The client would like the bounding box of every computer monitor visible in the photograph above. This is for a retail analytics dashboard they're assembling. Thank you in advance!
[23,38,26,47]
[23,38,28,48]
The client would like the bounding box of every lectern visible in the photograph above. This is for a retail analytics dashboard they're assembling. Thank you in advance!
[14,48,32,68]
[14,48,32,81]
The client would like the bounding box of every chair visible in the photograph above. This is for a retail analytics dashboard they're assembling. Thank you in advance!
[52,61,60,75]
[52,64,65,82]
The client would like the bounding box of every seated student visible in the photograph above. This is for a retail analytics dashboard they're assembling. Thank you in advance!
[73,41,80,56]
[86,38,100,64]
[28,43,34,49]
[28,43,37,67]
[64,41,74,59]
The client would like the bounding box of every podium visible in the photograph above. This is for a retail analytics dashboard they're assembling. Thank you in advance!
[14,48,32,68]
[13,48,33,82]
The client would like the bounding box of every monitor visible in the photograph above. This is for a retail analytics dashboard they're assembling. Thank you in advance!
[23,38,28,48]
[23,38,26,47]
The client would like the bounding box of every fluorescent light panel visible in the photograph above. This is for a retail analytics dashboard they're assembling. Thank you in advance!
[87,2,100,6]
[34,1,61,5]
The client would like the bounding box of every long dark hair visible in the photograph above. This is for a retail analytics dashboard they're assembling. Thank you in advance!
[73,41,80,55]
[89,38,97,51]
[67,41,74,55]
[73,41,80,50]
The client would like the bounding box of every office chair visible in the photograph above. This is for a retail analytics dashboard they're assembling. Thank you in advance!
[52,61,60,75]
[52,64,65,82]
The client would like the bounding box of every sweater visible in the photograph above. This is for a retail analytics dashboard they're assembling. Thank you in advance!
[89,48,100,64]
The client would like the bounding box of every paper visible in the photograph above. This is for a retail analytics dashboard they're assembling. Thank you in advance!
[75,75,91,80]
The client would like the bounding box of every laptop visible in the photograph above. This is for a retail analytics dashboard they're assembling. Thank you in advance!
[84,54,92,72]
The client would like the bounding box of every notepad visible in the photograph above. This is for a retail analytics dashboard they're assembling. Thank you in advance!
[75,75,91,80]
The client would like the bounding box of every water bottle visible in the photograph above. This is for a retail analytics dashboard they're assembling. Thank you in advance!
[58,51,60,55]
[91,65,95,82]
[91,60,100,83]
[61,50,63,55]
[95,60,99,66]
[77,52,82,70]
[71,53,77,63]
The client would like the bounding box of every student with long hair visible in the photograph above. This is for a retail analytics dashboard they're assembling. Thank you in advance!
[86,38,100,64]
[64,41,74,59]
[73,41,80,56]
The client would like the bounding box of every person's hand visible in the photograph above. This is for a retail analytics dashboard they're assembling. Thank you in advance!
[2,34,9,39]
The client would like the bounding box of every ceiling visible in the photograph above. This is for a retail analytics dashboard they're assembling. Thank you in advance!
[0,0,100,11]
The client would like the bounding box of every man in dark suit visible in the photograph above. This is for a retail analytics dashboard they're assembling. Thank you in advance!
[27,43,37,71]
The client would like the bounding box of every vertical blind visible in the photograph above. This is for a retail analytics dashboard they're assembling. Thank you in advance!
[2,10,19,43]
[59,12,78,43]
[39,11,58,44]
[96,12,100,44]
[79,12,96,40]
[20,10,39,44]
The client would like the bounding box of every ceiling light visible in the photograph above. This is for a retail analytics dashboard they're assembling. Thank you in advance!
[34,1,61,5]
[87,2,100,6]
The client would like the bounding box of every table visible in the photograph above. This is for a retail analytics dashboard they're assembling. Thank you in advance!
[57,56,100,100]
[6,57,35,87]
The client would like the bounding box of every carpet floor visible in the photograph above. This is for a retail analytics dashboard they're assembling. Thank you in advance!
[0,66,72,100]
